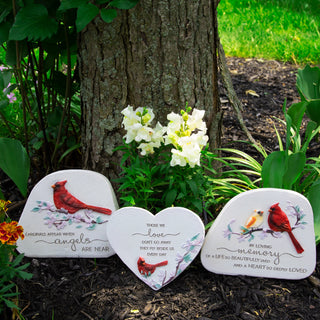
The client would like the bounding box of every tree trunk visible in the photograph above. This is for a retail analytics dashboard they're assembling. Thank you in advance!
[78,0,222,179]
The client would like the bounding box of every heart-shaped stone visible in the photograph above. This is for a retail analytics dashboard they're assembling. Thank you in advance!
[107,207,205,290]
[201,188,316,279]
[17,169,118,258]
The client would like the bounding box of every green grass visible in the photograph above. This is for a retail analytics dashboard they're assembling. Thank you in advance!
[218,0,320,65]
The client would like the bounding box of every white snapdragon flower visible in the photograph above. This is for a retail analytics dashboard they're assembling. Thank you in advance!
[123,122,141,143]
[141,108,155,125]
[165,107,208,167]
[167,111,184,125]
[187,109,207,133]
[165,112,184,146]
[121,105,166,155]
[122,105,157,144]
[138,142,158,155]
[135,125,154,142]
[171,135,203,168]
[192,131,209,148]
[171,149,188,167]
[137,122,167,155]
[152,122,167,145]
[171,145,201,168]
[122,105,140,128]
[122,105,141,143]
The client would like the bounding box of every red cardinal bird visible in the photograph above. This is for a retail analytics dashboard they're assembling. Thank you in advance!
[51,180,112,215]
[268,203,304,254]
[137,257,168,277]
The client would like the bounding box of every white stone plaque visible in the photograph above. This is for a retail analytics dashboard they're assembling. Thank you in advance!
[201,188,316,279]
[107,207,205,290]
[17,170,118,258]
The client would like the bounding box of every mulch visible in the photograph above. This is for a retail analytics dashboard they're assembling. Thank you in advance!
[3,57,320,320]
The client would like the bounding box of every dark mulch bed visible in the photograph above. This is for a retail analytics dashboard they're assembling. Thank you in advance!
[3,57,320,320]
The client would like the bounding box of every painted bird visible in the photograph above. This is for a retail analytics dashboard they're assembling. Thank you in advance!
[137,257,168,277]
[268,203,304,254]
[51,180,112,215]
[242,209,264,233]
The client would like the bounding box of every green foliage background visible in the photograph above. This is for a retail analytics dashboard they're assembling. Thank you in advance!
[218,0,320,64]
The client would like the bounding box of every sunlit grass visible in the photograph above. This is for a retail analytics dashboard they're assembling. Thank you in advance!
[218,0,320,65]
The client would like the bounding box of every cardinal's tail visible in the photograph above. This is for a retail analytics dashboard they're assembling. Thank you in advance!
[87,205,112,215]
[288,231,304,254]
[155,260,168,267]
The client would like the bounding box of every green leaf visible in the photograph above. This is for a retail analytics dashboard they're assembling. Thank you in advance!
[306,100,320,125]
[307,180,320,245]
[187,179,199,197]
[16,262,30,271]
[192,198,203,212]
[296,65,320,126]
[0,283,15,293]
[165,189,177,207]
[109,0,139,9]
[58,143,81,163]
[282,152,306,189]
[0,69,12,91]
[11,253,24,267]
[287,101,307,131]
[179,181,187,195]
[5,39,29,66]
[302,121,318,153]
[48,107,63,127]
[261,151,287,188]
[9,4,58,41]
[59,0,88,11]
[297,64,320,101]
[100,8,117,23]
[0,138,30,197]
[3,298,19,309]
[5,41,16,66]
[16,270,33,280]
[76,3,99,32]
[120,195,135,205]
[0,6,11,24]
[0,21,10,44]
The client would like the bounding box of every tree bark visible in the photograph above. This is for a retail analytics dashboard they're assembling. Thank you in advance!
[78,0,222,179]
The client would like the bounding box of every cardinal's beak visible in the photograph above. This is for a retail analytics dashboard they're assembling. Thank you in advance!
[51,184,56,189]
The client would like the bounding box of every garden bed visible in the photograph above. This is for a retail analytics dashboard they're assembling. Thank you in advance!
[5,57,320,320]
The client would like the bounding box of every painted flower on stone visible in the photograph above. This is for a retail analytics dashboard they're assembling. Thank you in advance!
[237,234,246,243]
[0,221,24,245]
[56,220,68,230]
[223,219,236,240]
[182,235,203,253]
[44,215,56,228]
[71,212,83,223]
[259,228,269,240]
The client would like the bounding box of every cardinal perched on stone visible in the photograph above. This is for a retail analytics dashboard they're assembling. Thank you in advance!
[268,203,304,254]
[52,180,112,215]
[137,257,168,277]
